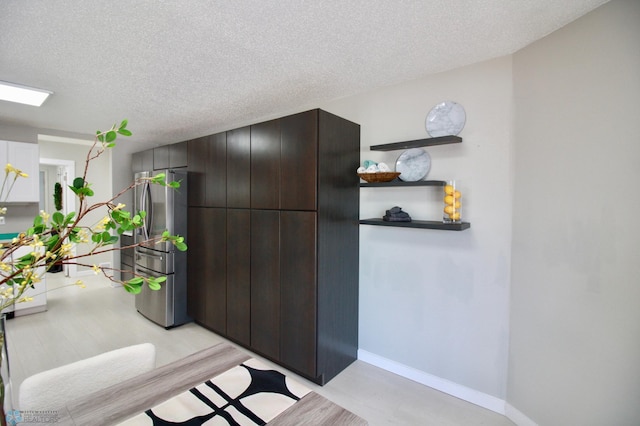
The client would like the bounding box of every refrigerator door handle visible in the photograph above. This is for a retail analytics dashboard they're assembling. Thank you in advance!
[138,181,147,240]
[141,181,152,241]
[135,180,143,242]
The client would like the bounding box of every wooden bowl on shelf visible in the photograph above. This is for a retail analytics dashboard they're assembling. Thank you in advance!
[357,172,401,183]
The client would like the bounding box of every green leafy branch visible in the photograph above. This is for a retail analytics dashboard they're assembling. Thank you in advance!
[122,275,166,295]
[96,119,132,146]
[0,119,188,313]
[65,260,167,295]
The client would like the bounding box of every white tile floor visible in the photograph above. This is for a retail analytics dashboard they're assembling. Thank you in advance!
[5,273,514,425]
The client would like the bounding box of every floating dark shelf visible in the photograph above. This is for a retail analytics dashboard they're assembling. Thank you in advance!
[359,219,470,231]
[369,135,462,151]
[361,136,467,231]
[359,179,446,188]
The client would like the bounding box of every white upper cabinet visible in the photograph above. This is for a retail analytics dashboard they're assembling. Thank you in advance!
[0,140,40,203]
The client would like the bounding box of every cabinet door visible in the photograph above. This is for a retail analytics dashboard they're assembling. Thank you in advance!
[132,149,154,173]
[227,127,251,208]
[280,110,318,211]
[205,133,227,207]
[121,250,134,283]
[226,209,251,346]
[121,269,134,283]
[0,141,6,175]
[251,210,280,359]
[250,119,281,209]
[204,208,227,333]
[169,141,187,168]
[131,151,142,173]
[188,207,227,333]
[5,141,39,202]
[187,136,208,207]
[120,233,134,279]
[187,208,207,322]
[280,211,317,377]
[0,141,6,186]
[153,145,170,170]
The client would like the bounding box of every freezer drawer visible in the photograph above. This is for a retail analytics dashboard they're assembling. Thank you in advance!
[135,246,173,274]
[134,265,174,328]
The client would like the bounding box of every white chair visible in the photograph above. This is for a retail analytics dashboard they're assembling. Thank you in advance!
[19,343,156,411]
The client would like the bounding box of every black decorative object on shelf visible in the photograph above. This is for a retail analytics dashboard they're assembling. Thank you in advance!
[383,206,411,222]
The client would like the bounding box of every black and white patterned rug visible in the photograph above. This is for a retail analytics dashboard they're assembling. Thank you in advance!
[118,358,311,425]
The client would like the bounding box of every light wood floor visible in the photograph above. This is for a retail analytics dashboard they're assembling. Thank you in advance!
[5,273,514,425]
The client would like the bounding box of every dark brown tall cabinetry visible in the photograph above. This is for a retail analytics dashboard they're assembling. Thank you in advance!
[186,109,360,385]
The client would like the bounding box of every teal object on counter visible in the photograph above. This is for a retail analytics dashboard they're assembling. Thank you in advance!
[0,232,20,241]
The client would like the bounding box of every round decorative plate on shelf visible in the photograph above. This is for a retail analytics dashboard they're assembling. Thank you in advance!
[395,148,431,182]
[425,101,466,137]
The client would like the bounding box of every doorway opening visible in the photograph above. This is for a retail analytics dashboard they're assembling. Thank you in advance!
[39,158,76,277]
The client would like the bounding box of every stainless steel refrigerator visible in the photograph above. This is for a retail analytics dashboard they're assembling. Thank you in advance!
[133,169,190,328]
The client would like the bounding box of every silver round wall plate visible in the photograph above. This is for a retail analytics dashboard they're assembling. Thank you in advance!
[425,101,466,137]
[395,148,431,182]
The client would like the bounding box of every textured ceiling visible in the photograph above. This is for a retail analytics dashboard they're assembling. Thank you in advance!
[0,0,608,146]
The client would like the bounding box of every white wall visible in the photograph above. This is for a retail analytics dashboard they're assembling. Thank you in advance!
[509,0,640,424]
[320,56,514,401]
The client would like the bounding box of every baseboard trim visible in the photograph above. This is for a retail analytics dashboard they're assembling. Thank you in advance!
[357,349,506,415]
[505,403,538,426]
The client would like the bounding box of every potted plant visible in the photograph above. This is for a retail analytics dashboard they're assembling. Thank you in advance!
[49,182,64,273]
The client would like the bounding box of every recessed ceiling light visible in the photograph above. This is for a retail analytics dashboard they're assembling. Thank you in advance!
[0,80,52,107]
